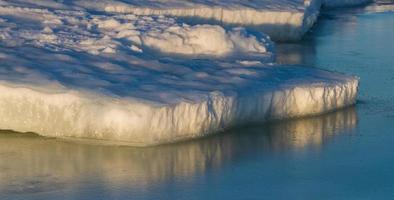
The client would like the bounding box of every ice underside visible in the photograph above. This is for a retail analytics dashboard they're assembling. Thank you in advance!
[0,0,364,145]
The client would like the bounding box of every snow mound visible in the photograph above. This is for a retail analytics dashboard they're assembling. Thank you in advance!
[142,25,269,56]
[0,5,272,58]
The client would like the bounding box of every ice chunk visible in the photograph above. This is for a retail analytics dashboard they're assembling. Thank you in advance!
[0,1,359,146]
[0,44,358,145]
[142,25,269,56]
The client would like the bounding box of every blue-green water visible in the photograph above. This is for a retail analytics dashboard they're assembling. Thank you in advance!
[1,4,394,200]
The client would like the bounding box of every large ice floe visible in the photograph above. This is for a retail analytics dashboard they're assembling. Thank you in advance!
[0,1,360,146]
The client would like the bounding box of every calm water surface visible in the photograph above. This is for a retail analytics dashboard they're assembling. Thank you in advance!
[1,3,394,200]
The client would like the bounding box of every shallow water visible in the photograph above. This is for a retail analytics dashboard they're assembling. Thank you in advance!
[1,3,394,200]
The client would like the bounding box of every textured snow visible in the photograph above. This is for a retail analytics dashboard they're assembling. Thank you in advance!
[97,0,323,41]
[0,0,371,41]
[91,0,372,40]
[0,0,361,146]
[0,6,272,57]
[0,7,273,58]
[141,25,270,56]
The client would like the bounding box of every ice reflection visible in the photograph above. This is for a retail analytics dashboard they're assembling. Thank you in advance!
[0,107,357,196]
[276,42,316,65]
[276,1,394,66]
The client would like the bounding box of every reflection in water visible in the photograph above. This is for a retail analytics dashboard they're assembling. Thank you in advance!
[232,106,357,150]
[276,7,368,66]
[276,41,317,65]
[0,107,357,196]
[277,0,394,66]
[276,15,362,66]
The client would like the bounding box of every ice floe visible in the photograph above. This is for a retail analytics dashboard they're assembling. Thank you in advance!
[0,0,362,145]
[0,44,358,145]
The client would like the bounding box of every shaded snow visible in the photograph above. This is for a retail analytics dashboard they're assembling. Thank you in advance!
[0,0,372,41]
[0,0,321,41]
[141,26,269,56]
[0,6,272,57]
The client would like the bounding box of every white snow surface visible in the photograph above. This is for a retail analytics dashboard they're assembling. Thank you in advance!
[0,1,360,146]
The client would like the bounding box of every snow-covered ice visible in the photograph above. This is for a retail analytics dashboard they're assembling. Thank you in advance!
[99,0,371,41]
[0,1,361,145]
[0,0,372,41]
[89,0,323,41]
[0,52,358,145]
